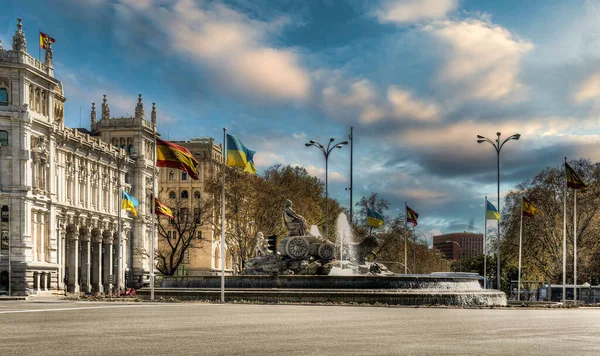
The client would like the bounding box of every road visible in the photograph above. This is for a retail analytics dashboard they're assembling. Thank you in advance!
[1,301,599,355]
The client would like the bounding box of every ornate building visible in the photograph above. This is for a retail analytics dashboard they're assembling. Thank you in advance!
[157,138,233,276]
[0,19,157,296]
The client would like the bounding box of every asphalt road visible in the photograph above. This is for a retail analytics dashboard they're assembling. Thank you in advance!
[1,301,599,356]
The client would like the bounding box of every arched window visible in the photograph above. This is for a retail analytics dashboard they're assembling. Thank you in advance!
[182,171,187,181]
[0,88,8,106]
[169,191,176,199]
[194,191,200,199]
[128,144,134,153]
[168,171,175,181]
[181,190,189,199]
[0,131,8,146]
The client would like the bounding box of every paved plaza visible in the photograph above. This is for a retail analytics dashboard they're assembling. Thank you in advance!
[1,301,599,355]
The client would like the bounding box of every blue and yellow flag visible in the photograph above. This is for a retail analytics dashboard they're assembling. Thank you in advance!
[367,208,384,227]
[122,190,140,216]
[486,200,500,221]
[226,134,256,174]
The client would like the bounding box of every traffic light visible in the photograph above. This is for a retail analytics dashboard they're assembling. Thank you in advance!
[267,234,277,253]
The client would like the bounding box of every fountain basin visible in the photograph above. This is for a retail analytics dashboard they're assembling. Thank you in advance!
[138,275,506,306]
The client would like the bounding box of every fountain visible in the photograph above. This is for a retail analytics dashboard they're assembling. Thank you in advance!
[145,201,507,306]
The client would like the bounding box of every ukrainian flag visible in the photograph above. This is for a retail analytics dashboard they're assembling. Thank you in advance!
[226,134,256,174]
[367,208,384,227]
[486,200,500,221]
[122,190,140,216]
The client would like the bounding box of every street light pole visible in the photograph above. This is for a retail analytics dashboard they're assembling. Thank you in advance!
[477,132,520,290]
[305,138,348,240]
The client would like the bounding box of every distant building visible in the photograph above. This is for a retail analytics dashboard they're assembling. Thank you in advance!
[157,138,233,275]
[432,232,483,260]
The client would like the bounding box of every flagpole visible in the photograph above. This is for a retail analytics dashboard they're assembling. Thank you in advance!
[117,181,122,297]
[573,189,577,305]
[404,202,408,274]
[484,196,487,289]
[518,197,523,301]
[221,127,227,303]
[38,28,41,61]
[563,157,567,304]
[150,123,157,301]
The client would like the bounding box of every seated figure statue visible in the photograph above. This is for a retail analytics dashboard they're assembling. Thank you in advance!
[282,199,308,236]
[255,232,272,256]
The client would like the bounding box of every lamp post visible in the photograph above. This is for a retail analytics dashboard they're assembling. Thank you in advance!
[446,240,461,272]
[305,138,348,240]
[113,149,135,297]
[477,132,520,290]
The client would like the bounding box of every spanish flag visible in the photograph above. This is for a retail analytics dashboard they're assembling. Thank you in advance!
[226,134,256,174]
[522,197,537,218]
[367,208,384,227]
[39,31,55,50]
[406,205,419,226]
[486,200,500,221]
[565,162,587,190]
[155,198,174,219]
[156,138,199,180]
[122,190,139,217]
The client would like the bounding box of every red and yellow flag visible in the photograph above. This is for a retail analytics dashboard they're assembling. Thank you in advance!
[155,198,174,219]
[522,197,537,218]
[406,206,419,226]
[156,138,199,180]
[565,162,587,190]
[39,31,55,50]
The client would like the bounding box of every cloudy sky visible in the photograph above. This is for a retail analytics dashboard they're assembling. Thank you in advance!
[3,0,600,242]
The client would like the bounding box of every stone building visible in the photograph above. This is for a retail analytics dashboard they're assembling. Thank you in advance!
[157,138,233,276]
[0,19,157,296]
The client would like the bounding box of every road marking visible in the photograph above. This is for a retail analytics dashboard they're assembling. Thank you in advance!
[0,304,154,314]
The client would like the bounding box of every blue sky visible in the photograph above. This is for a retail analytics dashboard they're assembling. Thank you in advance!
[4,0,600,241]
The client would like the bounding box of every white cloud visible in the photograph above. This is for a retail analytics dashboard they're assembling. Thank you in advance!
[573,70,600,105]
[424,19,533,102]
[375,0,458,25]
[304,165,347,183]
[113,0,311,102]
[387,86,440,122]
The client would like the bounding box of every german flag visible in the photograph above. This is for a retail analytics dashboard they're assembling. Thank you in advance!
[565,162,587,190]
[155,198,174,219]
[156,138,199,179]
[39,31,55,50]
[522,197,537,218]
[406,205,419,226]
[366,208,384,227]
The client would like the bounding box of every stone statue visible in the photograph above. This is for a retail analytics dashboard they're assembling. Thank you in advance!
[255,232,272,256]
[283,199,307,236]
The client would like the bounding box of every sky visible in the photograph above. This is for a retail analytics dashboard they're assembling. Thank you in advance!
[3,0,600,242]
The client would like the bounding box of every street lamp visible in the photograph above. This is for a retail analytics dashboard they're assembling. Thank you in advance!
[477,132,520,289]
[305,138,348,240]
[446,240,461,272]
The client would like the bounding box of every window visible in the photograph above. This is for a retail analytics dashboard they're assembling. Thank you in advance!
[128,144,134,153]
[182,171,187,181]
[0,88,7,106]
[0,131,8,146]
[194,191,200,199]
[183,250,191,264]
[181,190,188,199]
[168,171,175,181]
[169,191,176,200]
[197,230,202,239]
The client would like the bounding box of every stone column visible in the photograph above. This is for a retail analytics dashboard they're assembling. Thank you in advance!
[80,227,92,293]
[91,229,103,294]
[67,225,80,293]
[102,230,114,294]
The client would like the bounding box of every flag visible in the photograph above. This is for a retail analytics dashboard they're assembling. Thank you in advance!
[226,134,256,174]
[522,197,537,218]
[406,206,419,226]
[122,190,139,216]
[486,200,500,221]
[565,162,587,190]
[39,31,55,50]
[155,198,174,219]
[156,138,199,180]
[366,208,384,227]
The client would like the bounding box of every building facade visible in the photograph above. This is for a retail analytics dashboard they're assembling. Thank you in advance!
[0,19,157,296]
[157,138,233,276]
[432,232,483,260]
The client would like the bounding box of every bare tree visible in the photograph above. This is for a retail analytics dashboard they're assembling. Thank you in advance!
[156,195,213,276]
